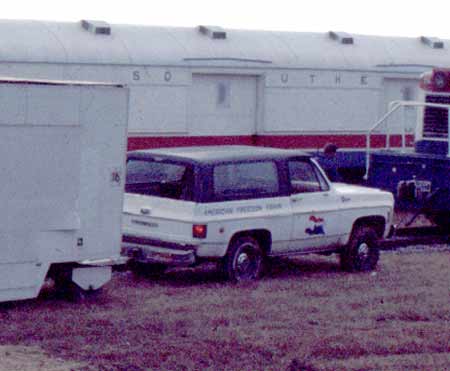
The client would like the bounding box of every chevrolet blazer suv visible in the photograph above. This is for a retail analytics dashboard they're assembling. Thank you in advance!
[122,146,394,282]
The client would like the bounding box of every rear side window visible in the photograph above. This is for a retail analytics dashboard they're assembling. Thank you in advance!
[213,161,279,200]
[126,159,194,200]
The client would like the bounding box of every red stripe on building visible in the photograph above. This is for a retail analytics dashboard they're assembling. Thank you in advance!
[127,134,414,151]
[128,136,255,150]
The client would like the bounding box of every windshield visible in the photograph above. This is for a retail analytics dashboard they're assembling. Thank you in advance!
[125,158,194,200]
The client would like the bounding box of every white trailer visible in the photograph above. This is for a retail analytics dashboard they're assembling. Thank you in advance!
[0,78,129,302]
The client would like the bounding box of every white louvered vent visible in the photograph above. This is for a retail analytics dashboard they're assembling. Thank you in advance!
[328,31,354,45]
[81,20,111,35]
[420,36,444,49]
[198,25,227,40]
[424,95,449,138]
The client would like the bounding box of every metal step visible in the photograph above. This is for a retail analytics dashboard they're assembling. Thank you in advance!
[381,226,449,250]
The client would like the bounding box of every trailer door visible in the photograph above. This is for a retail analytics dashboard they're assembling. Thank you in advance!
[0,83,82,300]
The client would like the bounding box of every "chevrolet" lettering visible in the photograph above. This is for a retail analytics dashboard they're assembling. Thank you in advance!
[132,220,159,228]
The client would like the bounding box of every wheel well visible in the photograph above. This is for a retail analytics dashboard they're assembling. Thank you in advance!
[229,230,272,256]
[351,216,386,238]
[47,263,75,280]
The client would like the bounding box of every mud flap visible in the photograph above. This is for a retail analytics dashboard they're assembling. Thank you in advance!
[72,266,112,291]
[0,262,50,302]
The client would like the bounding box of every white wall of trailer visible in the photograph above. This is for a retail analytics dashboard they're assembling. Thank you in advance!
[0,20,447,148]
[0,79,129,302]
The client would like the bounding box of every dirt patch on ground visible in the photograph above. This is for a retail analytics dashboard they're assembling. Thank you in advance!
[0,345,86,371]
[0,248,448,371]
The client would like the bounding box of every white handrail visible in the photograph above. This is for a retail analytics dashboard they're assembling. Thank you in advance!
[364,100,450,180]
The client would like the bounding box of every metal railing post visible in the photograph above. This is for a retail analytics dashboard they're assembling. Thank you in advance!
[364,101,401,180]
[386,105,391,150]
[365,133,371,180]
[448,108,450,158]
[401,105,406,152]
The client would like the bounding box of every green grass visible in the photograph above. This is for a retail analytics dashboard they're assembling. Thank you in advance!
[0,250,448,371]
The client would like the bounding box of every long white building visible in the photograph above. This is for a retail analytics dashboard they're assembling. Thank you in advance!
[1,20,449,149]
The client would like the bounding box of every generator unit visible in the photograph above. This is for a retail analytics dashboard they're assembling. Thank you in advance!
[365,69,450,229]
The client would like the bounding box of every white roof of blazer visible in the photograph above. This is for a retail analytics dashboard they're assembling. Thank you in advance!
[0,19,449,71]
[128,145,310,163]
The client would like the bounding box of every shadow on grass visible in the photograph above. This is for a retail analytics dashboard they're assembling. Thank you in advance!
[129,263,226,287]
[127,255,343,287]
[0,256,344,310]
[0,283,116,313]
[265,256,341,279]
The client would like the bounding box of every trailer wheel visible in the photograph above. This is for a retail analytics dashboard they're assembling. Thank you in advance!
[340,226,380,272]
[129,261,167,278]
[223,236,263,282]
[52,270,101,302]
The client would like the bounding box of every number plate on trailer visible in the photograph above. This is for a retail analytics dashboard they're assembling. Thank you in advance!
[415,180,431,193]
[415,180,432,200]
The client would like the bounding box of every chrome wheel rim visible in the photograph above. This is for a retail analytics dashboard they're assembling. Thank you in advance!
[356,242,371,268]
[358,242,369,257]
[234,244,259,281]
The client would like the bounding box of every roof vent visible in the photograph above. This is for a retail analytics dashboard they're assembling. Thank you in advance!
[81,20,111,35]
[328,31,354,45]
[198,25,227,40]
[420,36,444,49]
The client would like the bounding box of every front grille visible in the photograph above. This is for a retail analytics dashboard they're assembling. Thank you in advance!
[122,235,195,251]
[424,95,450,138]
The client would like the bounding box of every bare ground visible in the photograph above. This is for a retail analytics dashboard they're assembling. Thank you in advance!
[0,346,86,371]
[0,248,449,371]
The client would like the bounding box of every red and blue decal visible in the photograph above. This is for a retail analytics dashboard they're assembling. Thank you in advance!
[305,215,325,235]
